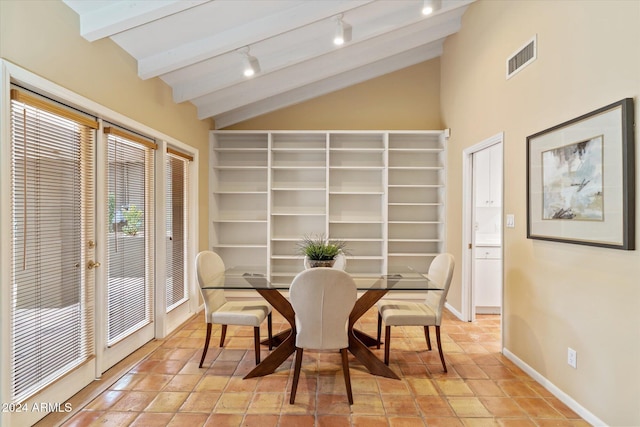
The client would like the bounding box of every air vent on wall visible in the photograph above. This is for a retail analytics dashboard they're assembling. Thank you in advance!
[506,35,537,79]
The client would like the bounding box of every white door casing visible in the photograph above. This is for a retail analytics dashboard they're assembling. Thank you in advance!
[461,132,504,323]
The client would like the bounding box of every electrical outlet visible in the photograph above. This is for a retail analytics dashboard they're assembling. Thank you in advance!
[567,348,577,369]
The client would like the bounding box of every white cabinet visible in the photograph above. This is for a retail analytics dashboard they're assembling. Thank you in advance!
[474,246,501,313]
[210,130,447,284]
[474,144,502,207]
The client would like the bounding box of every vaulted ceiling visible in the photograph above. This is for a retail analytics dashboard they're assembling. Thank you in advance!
[63,0,473,128]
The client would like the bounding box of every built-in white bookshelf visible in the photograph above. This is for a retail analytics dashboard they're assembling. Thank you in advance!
[329,133,386,276]
[270,133,327,285]
[387,132,445,272]
[210,132,269,269]
[210,130,447,285]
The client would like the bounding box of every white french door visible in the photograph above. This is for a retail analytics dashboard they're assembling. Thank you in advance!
[6,88,98,426]
[99,127,157,371]
[1,62,198,425]
[164,152,192,330]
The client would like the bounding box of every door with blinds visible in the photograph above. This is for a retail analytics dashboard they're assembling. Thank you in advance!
[7,89,99,426]
[165,151,191,327]
[100,127,156,371]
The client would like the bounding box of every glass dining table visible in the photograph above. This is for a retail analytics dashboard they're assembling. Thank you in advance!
[203,266,444,380]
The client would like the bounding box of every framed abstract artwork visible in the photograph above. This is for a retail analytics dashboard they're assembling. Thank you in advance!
[526,98,635,249]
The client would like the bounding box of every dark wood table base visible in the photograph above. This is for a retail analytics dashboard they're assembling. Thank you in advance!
[348,289,398,379]
[244,287,398,380]
[244,289,296,379]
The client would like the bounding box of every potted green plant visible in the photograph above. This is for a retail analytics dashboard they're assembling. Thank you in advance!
[297,233,348,268]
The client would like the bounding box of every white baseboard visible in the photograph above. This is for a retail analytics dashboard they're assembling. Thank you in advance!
[445,302,465,321]
[502,348,605,426]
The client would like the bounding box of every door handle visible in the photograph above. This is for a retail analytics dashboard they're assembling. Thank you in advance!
[87,260,101,270]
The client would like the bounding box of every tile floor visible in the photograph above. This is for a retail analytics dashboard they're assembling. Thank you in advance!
[58,309,589,427]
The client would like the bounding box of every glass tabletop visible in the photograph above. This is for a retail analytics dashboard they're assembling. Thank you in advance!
[202,266,444,291]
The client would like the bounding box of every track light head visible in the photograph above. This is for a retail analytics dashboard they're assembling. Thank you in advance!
[239,47,260,78]
[333,15,352,46]
[422,0,440,15]
[243,55,260,77]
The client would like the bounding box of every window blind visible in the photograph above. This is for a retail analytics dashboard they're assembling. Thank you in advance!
[10,89,97,402]
[105,126,155,345]
[166,153,190,311]
[167,147,194,162]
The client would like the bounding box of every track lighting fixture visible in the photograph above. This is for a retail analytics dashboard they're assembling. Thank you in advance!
[422,0,440,15]
[239,47,260,78]
[333,14,352,46]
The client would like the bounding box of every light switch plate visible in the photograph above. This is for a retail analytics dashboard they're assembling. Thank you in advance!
[568,347,577,369]
[506,214,515,228]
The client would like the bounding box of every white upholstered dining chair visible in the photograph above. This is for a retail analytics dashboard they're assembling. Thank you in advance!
[376,253,455,372]
[288,268,357,404]
[195,250,272,367]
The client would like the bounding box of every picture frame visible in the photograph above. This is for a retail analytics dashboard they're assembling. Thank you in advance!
[526,98,635,250]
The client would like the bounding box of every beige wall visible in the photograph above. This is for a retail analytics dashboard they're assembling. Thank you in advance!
[226,59,442,130]
[0,0,212,252]
[441,1,640,424]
